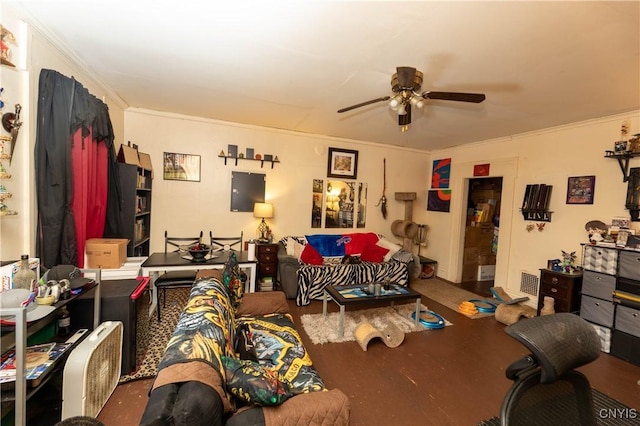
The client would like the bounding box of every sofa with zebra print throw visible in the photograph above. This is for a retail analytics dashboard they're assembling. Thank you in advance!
[277,234,417,306]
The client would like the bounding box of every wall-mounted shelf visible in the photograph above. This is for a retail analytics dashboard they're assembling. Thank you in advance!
[218,154,280,169]
[604,150,640,182]
[520,209,553,222]
[521,183,553,222]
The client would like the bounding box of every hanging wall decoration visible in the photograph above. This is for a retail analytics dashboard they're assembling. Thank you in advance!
[163,152,201,182]
[566,176,595,205]
[327,147,358,179]
[427,189,451,212]
[431,158,451,188]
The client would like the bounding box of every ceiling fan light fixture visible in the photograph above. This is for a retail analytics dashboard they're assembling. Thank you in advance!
[337,66,486,132]
[409,95,425,109]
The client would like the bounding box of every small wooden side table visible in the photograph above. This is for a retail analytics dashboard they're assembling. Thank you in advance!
[537,268,583,316]
[256,243,279,291]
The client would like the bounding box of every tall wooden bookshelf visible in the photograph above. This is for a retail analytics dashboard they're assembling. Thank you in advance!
[118,162,152,256]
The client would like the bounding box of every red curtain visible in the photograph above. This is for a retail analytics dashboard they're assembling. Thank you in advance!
[71,128,108,267]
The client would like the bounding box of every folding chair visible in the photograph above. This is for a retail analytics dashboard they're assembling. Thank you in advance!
[154,230,203,321]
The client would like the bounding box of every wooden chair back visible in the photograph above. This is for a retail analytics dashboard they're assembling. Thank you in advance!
[210,231,243,252]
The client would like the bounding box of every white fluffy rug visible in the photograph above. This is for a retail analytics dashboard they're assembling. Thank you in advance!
[300,303,451,345]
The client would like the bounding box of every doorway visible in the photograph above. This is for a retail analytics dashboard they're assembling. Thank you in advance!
[460,177,503,296]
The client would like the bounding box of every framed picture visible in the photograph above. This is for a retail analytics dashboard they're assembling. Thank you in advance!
[566,175,595,204]
[427,189,451,212]
[327,147,358,179]
[163,152,201,182]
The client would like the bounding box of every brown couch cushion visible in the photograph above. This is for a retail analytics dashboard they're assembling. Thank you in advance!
[262,388,350,426]
[236,291,289,317]
[196,269,223,281]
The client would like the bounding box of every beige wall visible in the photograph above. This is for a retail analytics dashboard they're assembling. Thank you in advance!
[123,109,432,253]
[428,112,640,300]
[125,108,640,303]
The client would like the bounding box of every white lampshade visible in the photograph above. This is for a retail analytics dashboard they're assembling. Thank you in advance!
[253,202,273,219]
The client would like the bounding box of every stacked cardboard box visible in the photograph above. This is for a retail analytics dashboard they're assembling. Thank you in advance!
[462,223,496,282]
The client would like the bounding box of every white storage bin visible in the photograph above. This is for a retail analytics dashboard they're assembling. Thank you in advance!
[582,245,618,275]
[590,322,612,353]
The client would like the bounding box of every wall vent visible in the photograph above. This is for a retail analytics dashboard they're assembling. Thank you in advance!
[520,271,539,296]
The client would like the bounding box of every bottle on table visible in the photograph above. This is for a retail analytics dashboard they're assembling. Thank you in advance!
[13,254,37,291]
[57,306,71,337]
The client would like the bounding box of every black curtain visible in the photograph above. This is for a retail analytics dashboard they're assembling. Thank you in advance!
[35,69,122,268]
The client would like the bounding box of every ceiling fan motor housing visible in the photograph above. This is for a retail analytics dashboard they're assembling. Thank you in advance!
[391,66,423,92]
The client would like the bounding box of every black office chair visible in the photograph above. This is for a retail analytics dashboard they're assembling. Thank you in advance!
[210,231,243,252]
[498,313,601,426]
[154,231,203,322]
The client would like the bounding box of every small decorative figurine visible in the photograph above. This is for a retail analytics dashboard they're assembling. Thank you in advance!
[561,250,577,274]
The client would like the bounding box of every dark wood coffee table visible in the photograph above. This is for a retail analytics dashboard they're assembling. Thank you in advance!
[322,284,422,337]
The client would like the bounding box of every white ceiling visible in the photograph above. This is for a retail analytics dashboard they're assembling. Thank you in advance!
[7,1,640,151]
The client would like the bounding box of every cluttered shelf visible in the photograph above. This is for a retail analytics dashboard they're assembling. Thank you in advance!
[520,183,553,222]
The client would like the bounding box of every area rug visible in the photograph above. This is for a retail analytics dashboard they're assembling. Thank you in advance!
[477,388,639,426]
[119,287,190,384]
[300,303,451,345]
[411,278,496,319]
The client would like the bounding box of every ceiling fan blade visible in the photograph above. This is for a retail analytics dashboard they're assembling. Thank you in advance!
[423,91,486,103]
[337,96,390,113]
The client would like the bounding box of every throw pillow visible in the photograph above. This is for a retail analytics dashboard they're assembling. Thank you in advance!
[235,323,258,362]
[376,236,403,262]
[305,234,346,257]
[221,356,294,406]
[300,244,323,265]
[360,244,389,263]
[344,232,379,255]
[285,237,296,256]
[291,240,305,260]
[222,251,244,308]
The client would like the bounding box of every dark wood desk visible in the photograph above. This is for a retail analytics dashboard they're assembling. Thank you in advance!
[141,251,257,317]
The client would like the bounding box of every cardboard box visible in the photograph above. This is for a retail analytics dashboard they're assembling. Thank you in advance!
[85,239,129,269]
[478,254,497,265]
[465,225,494,247]
[117,144,141,167]
[463,247,479,264]
[138,152,153,171]
[477,265,496,281]
[462,264,479,282]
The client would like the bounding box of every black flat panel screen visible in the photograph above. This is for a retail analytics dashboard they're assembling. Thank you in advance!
[231,171,265,212]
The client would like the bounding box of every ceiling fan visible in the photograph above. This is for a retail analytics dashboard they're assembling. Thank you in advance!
[337,66,486,132]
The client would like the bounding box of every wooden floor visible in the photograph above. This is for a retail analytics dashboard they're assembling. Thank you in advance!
[98,280,640,425]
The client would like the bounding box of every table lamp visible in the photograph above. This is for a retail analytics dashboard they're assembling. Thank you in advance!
[253,202,273,242]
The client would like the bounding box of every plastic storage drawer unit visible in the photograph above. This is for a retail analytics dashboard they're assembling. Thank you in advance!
[618,250,640,281]
[582,245,618,275]
[582,270,616,301]
[580,294,615,328]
